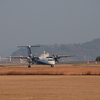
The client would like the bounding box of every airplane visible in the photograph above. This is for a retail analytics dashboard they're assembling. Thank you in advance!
[10,45,75,68]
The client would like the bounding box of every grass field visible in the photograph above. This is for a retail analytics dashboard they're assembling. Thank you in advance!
[0,75,100,100]
[0,63,100,75]
[0,63,100,100]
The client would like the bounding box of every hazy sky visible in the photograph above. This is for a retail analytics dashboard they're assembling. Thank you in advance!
[0,0,100,57]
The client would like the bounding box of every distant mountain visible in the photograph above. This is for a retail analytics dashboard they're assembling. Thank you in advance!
[0,47,17,58]
[12,38,100,61]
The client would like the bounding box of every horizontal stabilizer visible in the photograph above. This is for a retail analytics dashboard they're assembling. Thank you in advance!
[17,45,40,48]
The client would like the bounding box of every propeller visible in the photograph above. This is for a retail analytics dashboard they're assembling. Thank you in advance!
[31,55,37,64]
[27,54,36,64]
[52,54,59,63]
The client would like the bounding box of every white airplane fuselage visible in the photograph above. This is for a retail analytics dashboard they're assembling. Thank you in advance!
[35,57,55,65]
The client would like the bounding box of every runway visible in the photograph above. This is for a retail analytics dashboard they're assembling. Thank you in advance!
[0,62,100,68]
[0,63,100,75]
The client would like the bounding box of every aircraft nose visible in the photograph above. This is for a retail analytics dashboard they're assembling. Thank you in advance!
[49,61,55,65]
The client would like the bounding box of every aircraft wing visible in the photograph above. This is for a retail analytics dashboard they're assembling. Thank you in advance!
[9,56,28,59]
[57,55,76,58]
[9,56,40,59]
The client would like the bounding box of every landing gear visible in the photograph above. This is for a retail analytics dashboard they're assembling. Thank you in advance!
[28,64,31,68]
[51,65,54,67]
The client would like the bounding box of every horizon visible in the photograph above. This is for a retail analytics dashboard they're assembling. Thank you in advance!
[0,38,99,57]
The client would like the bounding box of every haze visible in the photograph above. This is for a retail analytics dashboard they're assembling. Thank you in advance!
[0,0,100,57]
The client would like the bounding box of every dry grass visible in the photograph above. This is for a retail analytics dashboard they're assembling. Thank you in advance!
[0,63,100,75]
[0,63,100,100]
[0,75,100,100]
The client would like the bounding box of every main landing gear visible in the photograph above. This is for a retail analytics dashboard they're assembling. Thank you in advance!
[51,65,54,67]
[28,64,54,68]
[28,63,31,68]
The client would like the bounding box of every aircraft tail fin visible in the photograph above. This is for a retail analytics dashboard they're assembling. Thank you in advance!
[18,45,40,58]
